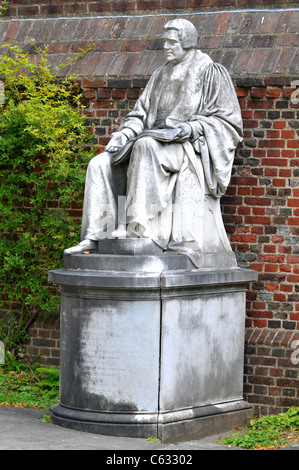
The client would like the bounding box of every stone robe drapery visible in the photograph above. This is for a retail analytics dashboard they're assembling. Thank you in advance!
[80,50,243,265]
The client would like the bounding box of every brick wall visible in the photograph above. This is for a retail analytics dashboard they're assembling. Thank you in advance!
[24,316,60,367]
[226,78,299,415]
[1,8,298,415]
[1,0,297,19]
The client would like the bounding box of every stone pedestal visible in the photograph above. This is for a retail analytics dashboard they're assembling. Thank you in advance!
[48,240,257,443]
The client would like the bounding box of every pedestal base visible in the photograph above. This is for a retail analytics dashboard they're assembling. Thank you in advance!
[48,246,257,443]
[51,399,252,443]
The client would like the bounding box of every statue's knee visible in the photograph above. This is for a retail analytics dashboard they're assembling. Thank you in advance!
[88,151,111,173]
[132,137,159,165]
[134,136,157,151]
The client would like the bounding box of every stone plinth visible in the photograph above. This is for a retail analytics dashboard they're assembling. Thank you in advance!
[48,241,257,443]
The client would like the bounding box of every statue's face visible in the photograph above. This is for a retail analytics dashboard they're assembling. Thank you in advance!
[162,29,188,63]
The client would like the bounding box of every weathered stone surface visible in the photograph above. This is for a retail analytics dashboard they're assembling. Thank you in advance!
[49,255,257,442]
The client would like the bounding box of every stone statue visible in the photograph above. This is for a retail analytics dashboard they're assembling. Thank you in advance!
[65,19,243,266]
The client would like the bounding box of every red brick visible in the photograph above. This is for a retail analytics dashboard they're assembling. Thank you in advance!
[264,264,279,273]
[274,293,286,301]
[288,218,299,226]
[263,158,287,167]
[238,187,251,195]
[82,79,106,88]
[280,265,292,273]
[266,149,280,158]
[279,169,291,177]
[232,176,258,186]
[64,3,88,14]
[242,110,253,119]
[114,1,136,11]
[254,319,267,328]
[273,121,286,129]
[126,89,140,100]
[290,312,299,321]
[96,40,122,52]
[259,139,285,148]
[264,245,276,253]
[121,39,147,52]
[236,88,248,98]
[248,100,274,109]
[245,215,271,225]
[97,89,111,99]
[252,149,266,158]
[259,255,285,263]
[250,263,263,272]
[111,89,126,99]
[238,206,250,215]
[280,284,293,292]
[251,226,264,234]
[266,87,281,98]
[162,0,185,8]
[281,130,295,139]
[288,140,299,149]
[266,129,280,138]
[244,119,259,128]
[231,234,257,243]
[252,207,265,215]
[265,283,279,291]
[88,1,111,12]
[250,87,266,99]
[83,89,96,99]
[244,197,271,206]
[254,110,267,119]
[273,178,286,187]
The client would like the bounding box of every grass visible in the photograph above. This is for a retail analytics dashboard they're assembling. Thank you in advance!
[0,352,59,410]
[219,406,299,450]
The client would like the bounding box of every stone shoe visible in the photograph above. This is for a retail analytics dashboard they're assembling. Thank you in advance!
[64,239,97,254]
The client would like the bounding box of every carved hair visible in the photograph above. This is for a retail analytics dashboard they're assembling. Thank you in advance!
[163,19,198,49]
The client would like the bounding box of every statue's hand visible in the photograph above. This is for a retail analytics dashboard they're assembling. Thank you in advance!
[106,131,128,153]
[175,123,192,142]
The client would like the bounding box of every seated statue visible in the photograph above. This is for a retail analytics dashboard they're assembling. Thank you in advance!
[65,19,243,266]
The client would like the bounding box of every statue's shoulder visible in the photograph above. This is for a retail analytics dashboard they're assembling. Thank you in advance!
[193,50,213,69]
[193,51,233,84]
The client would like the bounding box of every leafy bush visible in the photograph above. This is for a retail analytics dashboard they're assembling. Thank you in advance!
[0,351,60,408]
[220,407,299,449]
[0,44,94,350]
[36,365,59,391]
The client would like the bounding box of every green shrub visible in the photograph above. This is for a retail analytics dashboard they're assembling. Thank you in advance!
[220,407,299,449]
[0,351,60,408]
[0,44,94,350]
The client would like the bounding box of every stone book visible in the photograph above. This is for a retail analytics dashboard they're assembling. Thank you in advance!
[112,127,182,165]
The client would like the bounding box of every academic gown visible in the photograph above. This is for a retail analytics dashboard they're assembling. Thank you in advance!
[80,49,243,265]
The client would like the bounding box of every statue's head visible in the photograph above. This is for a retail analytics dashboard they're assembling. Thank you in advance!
[162,19,198,50]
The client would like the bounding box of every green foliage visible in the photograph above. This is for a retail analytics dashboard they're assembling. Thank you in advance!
[0,352,60,409]
[147,437,162,444]
[0,1,9,20]
[0,44,94,350]
[220,407,299,449]
[36,365,59,390]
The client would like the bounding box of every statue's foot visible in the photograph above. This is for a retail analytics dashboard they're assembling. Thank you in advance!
[64,239,97,254]
[111,225,128,238]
